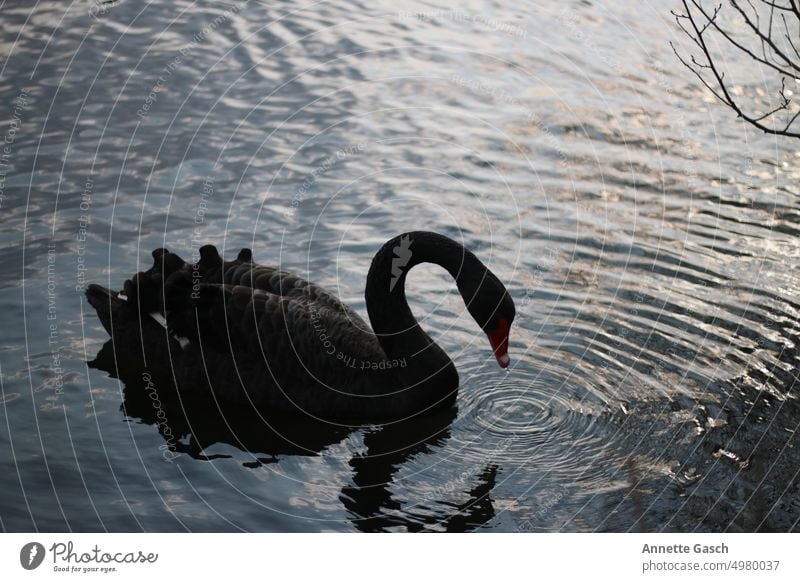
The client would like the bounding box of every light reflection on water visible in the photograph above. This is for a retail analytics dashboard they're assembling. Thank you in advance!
[0,0,798,532]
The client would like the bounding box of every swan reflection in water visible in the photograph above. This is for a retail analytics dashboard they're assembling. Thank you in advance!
[89,339,499,532]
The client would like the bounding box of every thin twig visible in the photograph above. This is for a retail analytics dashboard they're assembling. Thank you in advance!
[729,0,800,72]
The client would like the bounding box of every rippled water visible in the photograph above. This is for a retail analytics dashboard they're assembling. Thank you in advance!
[1,0,799,532]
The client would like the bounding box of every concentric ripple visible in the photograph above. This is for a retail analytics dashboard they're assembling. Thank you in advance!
[463,378,598,445]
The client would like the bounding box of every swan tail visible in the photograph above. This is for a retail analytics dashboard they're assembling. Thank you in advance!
[86,283,184,368]
[86,284,129,337]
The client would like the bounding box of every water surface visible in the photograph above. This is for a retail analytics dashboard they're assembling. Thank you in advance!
[1,0,798,532]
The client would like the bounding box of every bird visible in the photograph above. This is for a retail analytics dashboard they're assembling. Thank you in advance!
[86,231,515,421]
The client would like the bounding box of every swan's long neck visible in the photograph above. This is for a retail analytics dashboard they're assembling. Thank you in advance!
[365,232,480,410]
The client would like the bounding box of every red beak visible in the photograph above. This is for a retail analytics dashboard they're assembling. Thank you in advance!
[487,318,511,368]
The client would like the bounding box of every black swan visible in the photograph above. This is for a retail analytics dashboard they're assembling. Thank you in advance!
[86,231,515,420]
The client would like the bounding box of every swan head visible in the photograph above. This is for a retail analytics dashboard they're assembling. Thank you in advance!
[461,268,516,369]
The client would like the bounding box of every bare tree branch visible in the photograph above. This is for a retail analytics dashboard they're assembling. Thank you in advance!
[729,1,799,71]
[673,0,800,138]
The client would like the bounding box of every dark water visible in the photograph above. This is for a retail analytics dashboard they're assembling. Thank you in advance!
[1,0,798,532]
